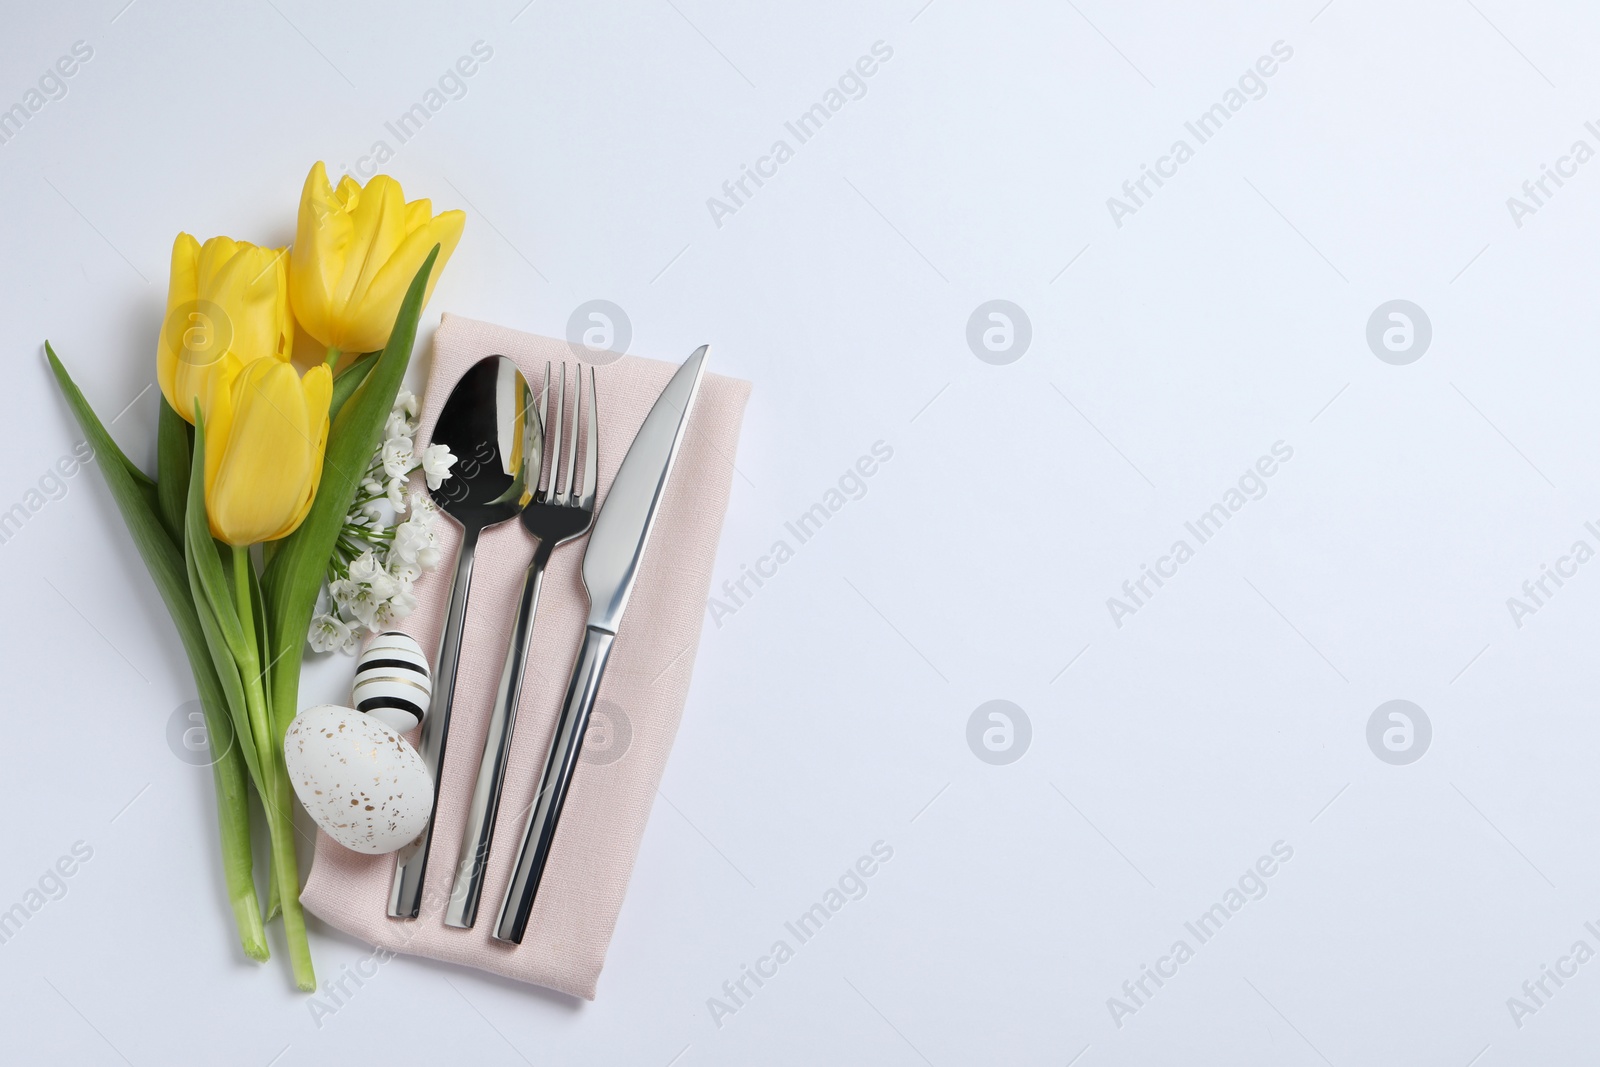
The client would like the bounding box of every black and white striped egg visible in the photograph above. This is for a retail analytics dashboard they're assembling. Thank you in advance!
[352,632,432,735]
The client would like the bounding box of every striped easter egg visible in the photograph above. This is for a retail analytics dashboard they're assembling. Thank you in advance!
[352,631,432,735]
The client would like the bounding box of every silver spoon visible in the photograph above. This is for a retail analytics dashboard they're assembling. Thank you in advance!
[389,355,531,921]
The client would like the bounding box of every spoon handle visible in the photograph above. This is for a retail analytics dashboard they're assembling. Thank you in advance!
[444,541,552,928]
[389,525,481,920]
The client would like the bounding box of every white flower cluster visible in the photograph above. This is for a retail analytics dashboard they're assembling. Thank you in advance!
[307,389,456,654]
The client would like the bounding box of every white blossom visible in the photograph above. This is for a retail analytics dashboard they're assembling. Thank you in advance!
[407,491,438,522]
[346,584,388,629]
[308,613,353,654]
[347,551,383,584]
[328,578,360,611]
[420,444,456,490]
[385,585,416,617]
[390,520,432,564]
[382,437,415,479]
[350,552,399,599]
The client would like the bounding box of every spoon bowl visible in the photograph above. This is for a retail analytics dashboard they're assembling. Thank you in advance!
[427,355,533,524]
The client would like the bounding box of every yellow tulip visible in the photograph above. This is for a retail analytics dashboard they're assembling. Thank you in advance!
[290,162,464,356]
[157,233,292,424]
[203,357,333,545]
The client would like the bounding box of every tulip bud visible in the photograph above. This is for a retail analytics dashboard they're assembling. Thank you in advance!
[289,161,464,356]
[157,234,292,424]
[203,357,332,545]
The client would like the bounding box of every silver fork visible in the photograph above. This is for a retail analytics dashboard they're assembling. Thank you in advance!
[445,362,598,929]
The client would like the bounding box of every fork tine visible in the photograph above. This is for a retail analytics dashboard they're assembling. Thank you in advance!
[522,366,543,506]
[580,366,598,510]
[535,363,550,502]
[547,363,566,503]
[562,364,581,506]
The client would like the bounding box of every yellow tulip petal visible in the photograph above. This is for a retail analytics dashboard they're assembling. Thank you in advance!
[291,162,352,351]
[273,250,295,365]
[336,176,407,322]
[276,364,333,537]
[199,360,233,497]
[157,233,202,418]
[403,198,432,232]
[207,360,318,545]
[302,362,332,446]
[195,236,243,294]
[209,244,291,366]
[343,209,465,353]
[416,210,465,306]
[335,175,361,213]
[170,232,201,290]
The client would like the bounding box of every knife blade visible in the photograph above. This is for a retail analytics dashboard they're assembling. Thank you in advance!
[582,344,709,632]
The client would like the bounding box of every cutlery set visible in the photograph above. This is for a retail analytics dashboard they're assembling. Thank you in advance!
[388,345,709,943]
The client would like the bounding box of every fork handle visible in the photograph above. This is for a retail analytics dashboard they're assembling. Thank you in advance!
[444,541,553,928]
[389,525,480,919]
[494,624,615,944]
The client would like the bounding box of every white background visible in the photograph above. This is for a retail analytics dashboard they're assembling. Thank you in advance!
[3,0,1599,1063]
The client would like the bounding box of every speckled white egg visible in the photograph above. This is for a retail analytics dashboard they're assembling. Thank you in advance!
[284,704,434,855]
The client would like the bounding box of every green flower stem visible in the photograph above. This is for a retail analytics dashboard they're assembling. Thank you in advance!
[232,545,315,992]
[324,346,341,368]
[214,745,268,960]
[264,850,281,920]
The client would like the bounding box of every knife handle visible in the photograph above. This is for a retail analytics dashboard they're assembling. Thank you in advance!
[389,526,480,920]
[494,625,615,944]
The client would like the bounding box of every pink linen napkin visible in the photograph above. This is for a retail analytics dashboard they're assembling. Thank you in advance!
[301,313,750,999]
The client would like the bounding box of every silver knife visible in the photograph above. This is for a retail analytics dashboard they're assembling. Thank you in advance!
[493,344,710,944]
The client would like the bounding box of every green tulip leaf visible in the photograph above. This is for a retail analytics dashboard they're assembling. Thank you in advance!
[156,397,191,544]
[183,404,249,665]
[330,351,379,421]
[44,343,265,961]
